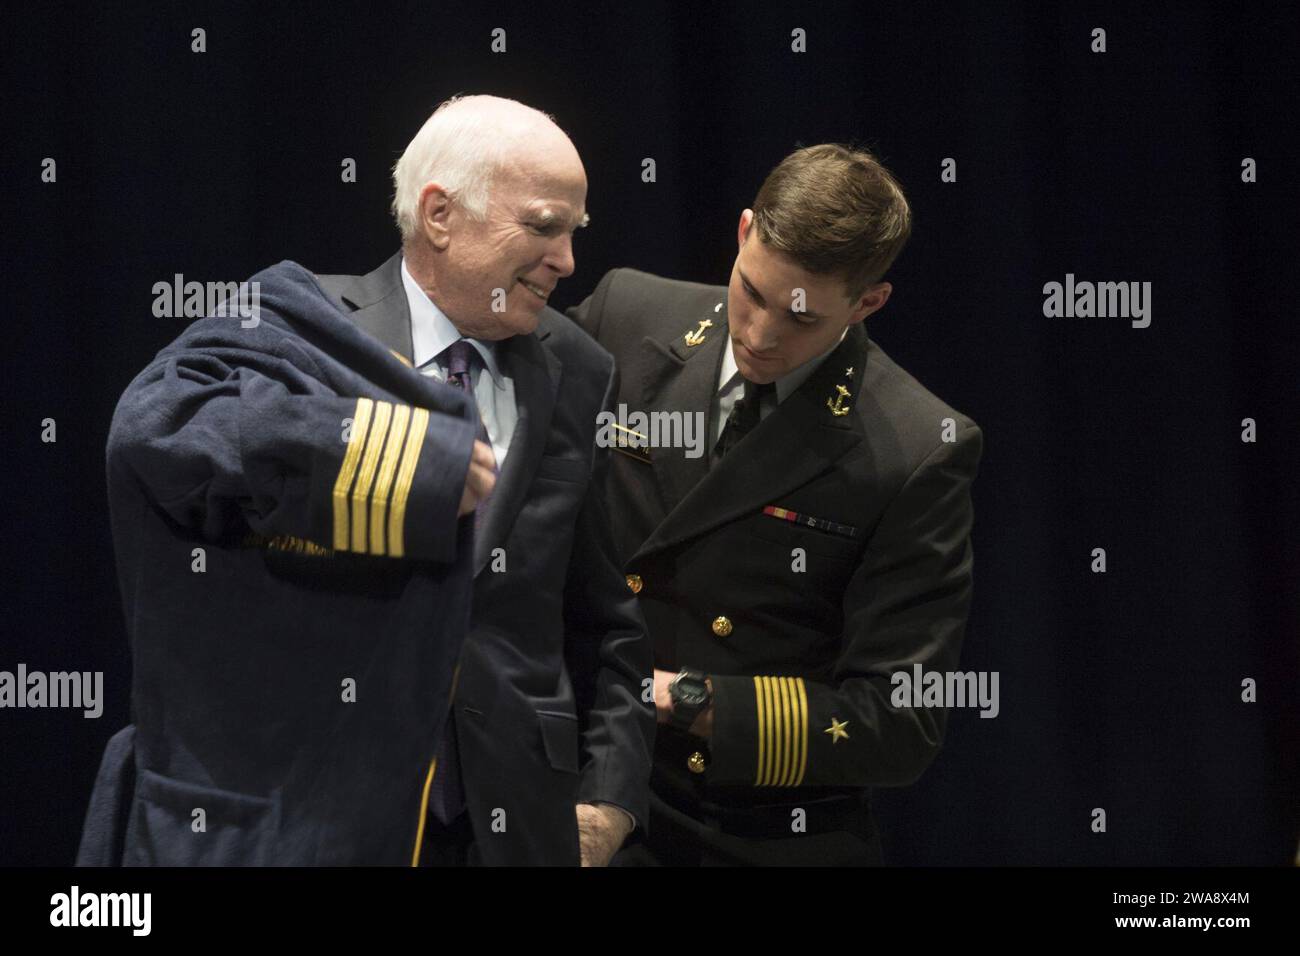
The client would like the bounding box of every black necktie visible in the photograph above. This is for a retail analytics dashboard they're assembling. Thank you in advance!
[715,378,775,459]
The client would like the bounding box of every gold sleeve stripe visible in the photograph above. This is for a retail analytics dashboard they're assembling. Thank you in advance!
[780,677,796,786]
[752,675,810,787]
[763,676,779,786]
[332,398,374,551]
[350,400,392,552]
[769,676,784,786]
[794,677,809,786]
[784,677,799,785]
[387,407,429,559]
[369,404,411,555]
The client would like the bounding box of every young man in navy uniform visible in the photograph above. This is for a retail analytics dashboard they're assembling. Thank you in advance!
[569,144,984,865]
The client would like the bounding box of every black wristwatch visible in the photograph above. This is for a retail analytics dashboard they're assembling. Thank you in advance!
[668,670,712,732]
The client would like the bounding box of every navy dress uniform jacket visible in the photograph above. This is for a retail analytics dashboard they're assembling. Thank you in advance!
[569,268,983,859]
[315,254,654,866]
[78,260,485,865]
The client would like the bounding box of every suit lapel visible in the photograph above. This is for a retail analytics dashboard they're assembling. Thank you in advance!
[327,252,415,363]
[473,330,560,577]
[636,296,729,512]
[632,323,870,564]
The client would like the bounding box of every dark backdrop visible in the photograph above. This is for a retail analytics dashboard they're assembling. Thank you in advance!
[4,0,1296,865]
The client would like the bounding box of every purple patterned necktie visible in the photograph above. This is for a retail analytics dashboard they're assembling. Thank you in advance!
[428,339,493,825]
[446,340,495,474]
[445,338,475,392]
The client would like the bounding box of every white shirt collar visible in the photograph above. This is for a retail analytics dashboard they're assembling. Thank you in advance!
[400,257,503,385]
[717,326,849,403]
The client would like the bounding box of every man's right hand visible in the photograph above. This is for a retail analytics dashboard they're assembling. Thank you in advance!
[457,439,497,516]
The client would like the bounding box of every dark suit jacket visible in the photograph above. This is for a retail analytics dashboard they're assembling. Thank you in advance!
[569,268,983,837]
[317,254,655,865]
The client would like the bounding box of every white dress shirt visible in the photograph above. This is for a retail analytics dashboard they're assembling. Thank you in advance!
[401,258,517,467]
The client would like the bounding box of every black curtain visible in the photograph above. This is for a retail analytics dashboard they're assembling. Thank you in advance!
[4,0,1295,865]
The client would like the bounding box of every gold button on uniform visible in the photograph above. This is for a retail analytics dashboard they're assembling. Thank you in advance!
[711,616,732,638]
[625,574,643,594]
[687,752,707,774]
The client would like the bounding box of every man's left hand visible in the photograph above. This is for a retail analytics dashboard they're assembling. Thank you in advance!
[575,803,633,867]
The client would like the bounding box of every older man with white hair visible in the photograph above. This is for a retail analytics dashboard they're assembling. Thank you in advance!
[77,95,653,867]
[317,95,654,866]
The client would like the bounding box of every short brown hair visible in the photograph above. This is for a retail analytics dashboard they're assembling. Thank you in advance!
[749,143,912,299]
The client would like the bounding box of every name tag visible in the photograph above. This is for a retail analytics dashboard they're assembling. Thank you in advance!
[611,424,652,464]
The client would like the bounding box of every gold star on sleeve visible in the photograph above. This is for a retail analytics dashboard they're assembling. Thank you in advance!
[824,717,850,744]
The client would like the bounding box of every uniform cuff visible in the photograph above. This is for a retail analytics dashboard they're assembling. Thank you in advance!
[709,674,809,787]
